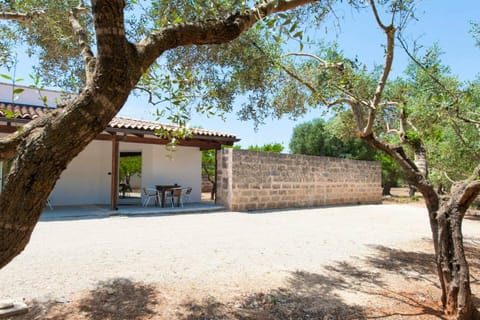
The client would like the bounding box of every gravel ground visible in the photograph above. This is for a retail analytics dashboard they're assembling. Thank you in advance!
[1,204,479,305]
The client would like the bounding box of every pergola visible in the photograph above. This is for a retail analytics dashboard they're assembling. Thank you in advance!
[0,102,239,209]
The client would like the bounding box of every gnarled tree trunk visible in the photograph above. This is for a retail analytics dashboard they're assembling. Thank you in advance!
[362,134,480,319]
[434,181,480,319]
[0,0,139,269]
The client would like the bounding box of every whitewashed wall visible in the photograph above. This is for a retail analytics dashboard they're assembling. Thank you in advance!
[51,141,202,206]
[51,140,112,205]
[121,142,202,204]
[0,133,202,206]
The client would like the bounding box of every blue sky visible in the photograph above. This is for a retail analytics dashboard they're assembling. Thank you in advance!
[2,1,479,151]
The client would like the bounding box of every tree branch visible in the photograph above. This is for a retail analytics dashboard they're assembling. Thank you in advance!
[92,0,130,65]
[250,42,320,99]
[69,3,95,85]
[0,109,63,160]
[365,0,395,136]
[369,0,387,30]
[396,35,480,126]
[362,133,439,211]
[136,0,316,71]
[449,120,480,161]
[445,165,480,212]
[0,134,21,160]
[379,101,401,108]
[0,9,44,22]
[286,52,340,68]
[249,40,355,109]
[457,114,480,126]
[285,51,371,108]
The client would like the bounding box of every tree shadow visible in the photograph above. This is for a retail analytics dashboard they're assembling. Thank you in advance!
[323,260,385,287]
[12,278,158,320]
[365,245,439,286]
[77,278,158,320]
[321,255,447,319]
[11,243,480,319]
[178,270,366,319]
[176,243,464,319]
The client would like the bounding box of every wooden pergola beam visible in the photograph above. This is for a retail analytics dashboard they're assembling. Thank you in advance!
[110,134,120,210]
[96,133,232,150]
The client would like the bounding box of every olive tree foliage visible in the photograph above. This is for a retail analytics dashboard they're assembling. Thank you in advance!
[0,0,329,269]
[397,46,480,191]
[223,1,479,318]
[127,1,332,127]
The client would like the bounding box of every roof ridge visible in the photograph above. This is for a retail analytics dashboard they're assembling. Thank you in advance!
[0,103,237,139]
[112,116,236,137]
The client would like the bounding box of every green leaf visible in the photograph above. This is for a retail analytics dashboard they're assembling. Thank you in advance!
[13,88,24,94]
[0,74,12,80]
[293,31,303,39]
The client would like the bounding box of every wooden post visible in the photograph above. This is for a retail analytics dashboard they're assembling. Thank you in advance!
[214,148,218,204]
[110,134,119,210]
[0,160,3,195]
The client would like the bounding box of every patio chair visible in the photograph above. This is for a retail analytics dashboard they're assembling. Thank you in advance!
[182,187,192,204]
[164,189,175,208]
[142,187,159,207]
[171,187,183,207]
[45,198,53,210]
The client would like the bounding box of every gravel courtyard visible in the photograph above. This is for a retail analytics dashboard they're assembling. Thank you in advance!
[2,204,480,318]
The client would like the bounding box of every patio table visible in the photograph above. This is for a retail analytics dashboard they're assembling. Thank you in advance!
[155,185,181,207]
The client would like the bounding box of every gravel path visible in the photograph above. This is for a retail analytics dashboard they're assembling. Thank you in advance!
[2,204,479,303]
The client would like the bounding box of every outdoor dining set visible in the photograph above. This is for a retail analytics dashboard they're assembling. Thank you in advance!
[142,185,192,208]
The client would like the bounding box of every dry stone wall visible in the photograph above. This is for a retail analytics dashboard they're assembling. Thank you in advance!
[216,149,382,211]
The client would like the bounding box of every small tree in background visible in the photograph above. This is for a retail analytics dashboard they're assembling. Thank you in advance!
[289,117,404,195]
[247,142,284,153]
[201,149,216,200]
[119,155,141,196]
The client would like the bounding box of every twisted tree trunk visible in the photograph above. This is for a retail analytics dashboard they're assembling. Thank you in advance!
[0,0,138,269]
[435,182,479,319]
[362,134,480,319]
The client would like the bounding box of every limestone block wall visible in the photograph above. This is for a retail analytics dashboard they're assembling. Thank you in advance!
[216,149,382,211]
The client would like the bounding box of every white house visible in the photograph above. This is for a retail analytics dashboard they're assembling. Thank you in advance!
[0,83,238,208]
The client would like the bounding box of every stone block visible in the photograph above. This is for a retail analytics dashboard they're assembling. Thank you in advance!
[0,300,28,318]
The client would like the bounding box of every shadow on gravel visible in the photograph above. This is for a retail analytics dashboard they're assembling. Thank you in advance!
[12,244,480,319]
[14,278,158,320]
[366,245,438,286]
[78,278,158,320]
[322,246,448,319]
[178,270,366,320]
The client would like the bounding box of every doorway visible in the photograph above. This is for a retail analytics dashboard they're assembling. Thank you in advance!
[118,151,142,205]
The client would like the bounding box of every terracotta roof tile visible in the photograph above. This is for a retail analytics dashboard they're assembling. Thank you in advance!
[0,102,51,119]
[0,103,237,139]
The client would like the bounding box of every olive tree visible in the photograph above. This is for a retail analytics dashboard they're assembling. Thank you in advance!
[268,1,480,318]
